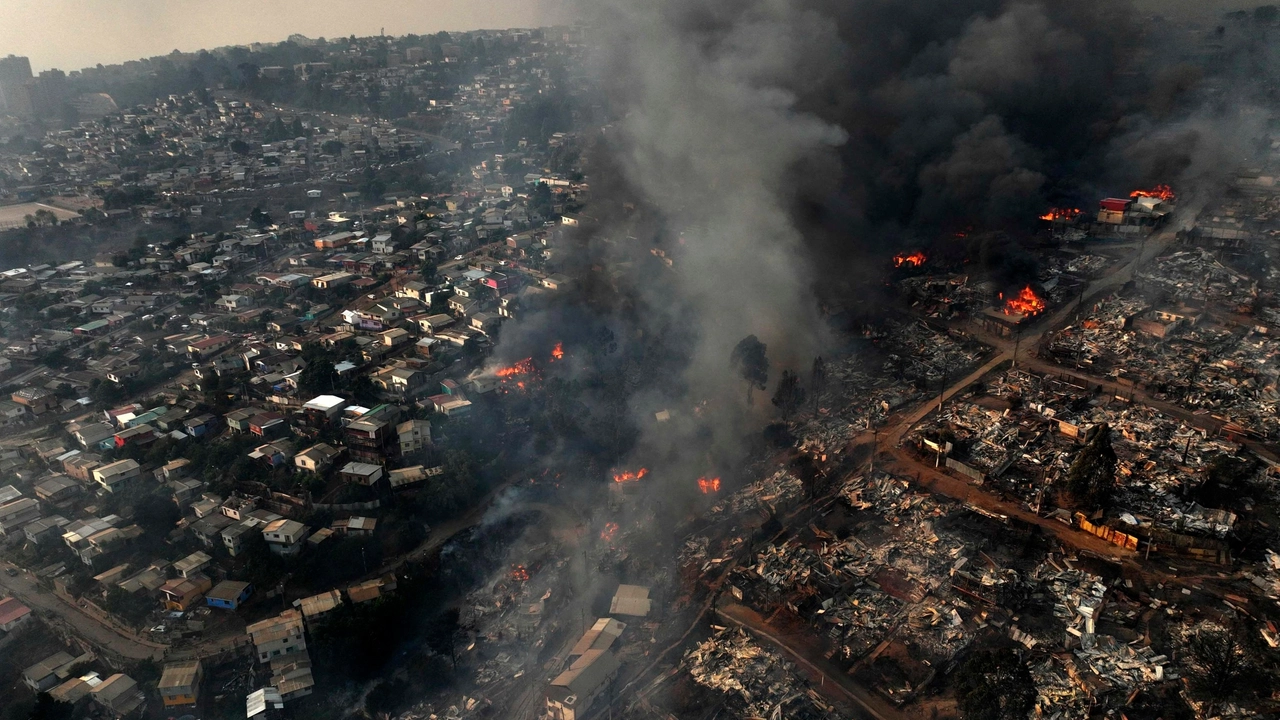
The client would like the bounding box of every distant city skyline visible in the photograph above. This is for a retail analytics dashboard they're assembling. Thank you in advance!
[0,0,564,72]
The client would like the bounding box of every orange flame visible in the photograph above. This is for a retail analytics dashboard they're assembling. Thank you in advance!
[893,251,927,268]
[1130,185,1175,202]
[612,468,648,483]
[697,476,721,494]
[1001,286,1046,317]
[600,522,618,542]
[1039,207,1082,222]
[551,342,564,361]
[496,358,535,378]
[509,565,529,582]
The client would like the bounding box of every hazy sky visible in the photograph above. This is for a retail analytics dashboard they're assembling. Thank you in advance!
[0,0,566,72]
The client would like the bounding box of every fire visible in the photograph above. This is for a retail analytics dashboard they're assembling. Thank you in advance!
[509,565,529,582]
[1039,207,1082,222]
[1130,185,1175,202]
[697,476,721,494]
[1001,285,1047,317]
[600,522,618,542]
[551,342,564,361]
[496,358,535,378]
[612,468,648,483]
[893,251,927,268]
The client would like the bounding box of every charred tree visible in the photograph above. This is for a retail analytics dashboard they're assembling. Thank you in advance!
[730,335,769,405]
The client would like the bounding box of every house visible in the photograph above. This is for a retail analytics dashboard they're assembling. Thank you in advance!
[113,424,154,448]
[246,610,307,663]
[221,520,259,557]
[249,441,295,467]
[160,573,213,611]
[64,454,102,481]
[225,406,267,433]
[0,596,32,632]
[397,419,431,455]
[248,412,288,438]
[247,687,284,720]
[293,589,343,622]
[545,649,621,720]
[345,417,394,463]
[190,513,236,548]
[610,584,652,617]
[339,461,384,486]
[262,519,307,556]
[295,443,342,473]
[158,659,202,707]
[92,674,146,717]
[418,313,455,333]
[12,387,56,415]
[35,475,81,504]
[23,515,70,544]
[370,233,395,254]
[173,550,212,578]
[332,516,377,537]
[300,395,347,424]
[184,413,220,437]
[206,580,253,610]
[569,618,627,657]
[92,459,141,493]
[23,652,76,691]
[215,294,256,311]
[270,652,315,701]
[0,498,42,535]
[378,327,411,348]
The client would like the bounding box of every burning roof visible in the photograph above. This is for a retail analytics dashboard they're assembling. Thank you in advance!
[1000,285,1046,317]
[894,251,927,268]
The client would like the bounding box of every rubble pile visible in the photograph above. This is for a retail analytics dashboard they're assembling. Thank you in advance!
[1137,249,1256,302]
[797,353,918,455]
[911,367,1249,540]
[882,320,987,386]
[683,627,843,720]
[714,469,806,518]
[1031,658,1092,719]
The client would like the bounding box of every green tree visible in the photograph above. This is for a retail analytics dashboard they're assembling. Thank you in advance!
[249,206,273,229]
[730,335,769,405]
[1066,422,1118,511]
[27,693,73,720]
[297,343,338,395]
[953,649,1036,720]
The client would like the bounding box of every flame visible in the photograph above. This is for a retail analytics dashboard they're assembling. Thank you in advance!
[612,468,648,483]
[1039,207,1082,222]
[600,522,618,542]
[496,358,534,378]
[697,476,722,494]
[509,565,529,582]
[551,342,564,361]
[893,251,927,268]
[1001,286,1047,317]
[1130,185,1175,202]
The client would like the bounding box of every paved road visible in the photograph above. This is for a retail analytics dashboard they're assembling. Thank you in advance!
[0,562,165,660]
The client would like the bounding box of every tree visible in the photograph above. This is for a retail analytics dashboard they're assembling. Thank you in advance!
[1067,422,1117,511]
[730,335,769,405]
[771,370,806,420]
[249,206,273,229]
[27,693,73,720]
[1181,621,1267,717]
[297,344,338,395]
[953,649,1036,720]
[810,355,826,413]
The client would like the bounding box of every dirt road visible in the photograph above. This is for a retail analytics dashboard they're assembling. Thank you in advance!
[716,602,905,720]
[0,561,165,661]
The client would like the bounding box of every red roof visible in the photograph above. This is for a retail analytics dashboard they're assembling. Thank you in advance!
[0,596,31,626]
[1100,198,1132,212]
